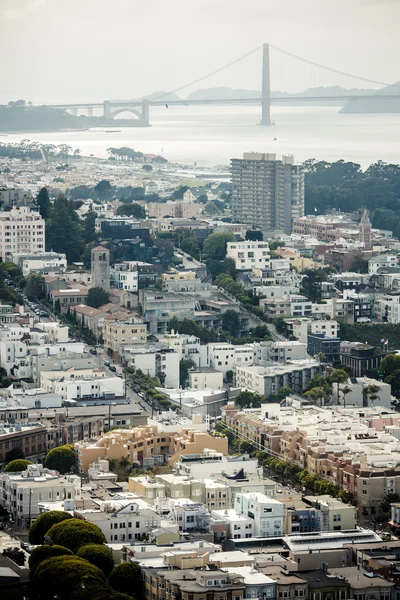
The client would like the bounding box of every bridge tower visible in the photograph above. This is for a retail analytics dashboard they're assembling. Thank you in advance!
[260,43,272,126]
[103,100,111,119]
[142,99,150,127]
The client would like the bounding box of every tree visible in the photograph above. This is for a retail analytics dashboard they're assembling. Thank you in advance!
[29,511,73,545]
[222,310,241,336]
[203,231,236,260]
[300,268,335,303]
[171,185,189,199]
[69,185,94,200]
[304,386,328,406]
[385,370,400,398]
[29,544,73,576]
[46,194,84,262]
[226,370,233,382]
[245,230,263,241]
[33,555,106,600]
[36,187,51,219]
[380,354,400,378]
[87,287,109,309]
[5,447,25,462]
[25,273,45,300]
[235,391,263,409]
[142,164,153,172]
[95,180,113,201]
[83,209,97,244]
[46,518,107,553]
[362,383,381,407]
[44,444,75,474]
[117,203,146,219]
[76,544,114,576]
[269,386,293,402]
[108,562,141,596]
[328,369,349,403]
[180,236,200,259]
[179,358,196,388]
[340,385,352,408]
[4,458,33,472]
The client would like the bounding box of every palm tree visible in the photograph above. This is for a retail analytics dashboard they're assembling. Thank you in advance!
[119,456,131,478]
[340,385,352,408]
[362,384,381,407]
[330,369,349,404]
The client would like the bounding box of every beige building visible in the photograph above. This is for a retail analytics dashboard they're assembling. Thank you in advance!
[76,425,228,473]
[148,201,201,219]
[0,206,45,261]
[189,368,224,390]
[103,319,147,357]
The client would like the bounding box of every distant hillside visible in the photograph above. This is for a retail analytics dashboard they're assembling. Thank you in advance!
[340,81,400,113]
[186,85,375,106]
[140,91,180,102]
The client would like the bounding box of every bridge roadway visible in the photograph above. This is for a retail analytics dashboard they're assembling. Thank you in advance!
[45,94,400,111]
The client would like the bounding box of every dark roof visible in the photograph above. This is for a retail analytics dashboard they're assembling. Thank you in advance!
[301,571,348,588]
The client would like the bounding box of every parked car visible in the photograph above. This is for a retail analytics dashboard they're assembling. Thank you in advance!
[89,348,97,355]
[104,361,110,367]
[109,365,117,372]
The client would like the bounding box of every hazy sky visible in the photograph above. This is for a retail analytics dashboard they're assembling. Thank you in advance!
[1,0,399,103]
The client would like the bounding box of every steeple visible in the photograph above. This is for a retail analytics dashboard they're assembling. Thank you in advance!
[359,209,372,249]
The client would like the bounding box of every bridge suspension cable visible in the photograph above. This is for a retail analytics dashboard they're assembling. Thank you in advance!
[270,43,400,90]
[152,44,263,101]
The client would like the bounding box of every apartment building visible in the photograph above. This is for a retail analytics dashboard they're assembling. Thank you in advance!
[148,201,201,219]
[235,360,321,397]
[0,422,49,463]
[252,340,307,363]
[207,343,254,376]
[226,241,270,270]
[307,333,340,363]
[157,331,203,366]
[103,319,148,357]
[286,319,340,344]
[77,497,161,543]
[111,263,139,292]
[50,288,89,308]
[231,153,304,234]
[76,426,228,473]
[12,251,67,276]
[189,367,224,390]
[292,215,356,241]
[375,294,400,324]
[0,464,80,526]
[0,207,45,261]
[234,492,284,537]
[120,345,180,388]
[142,567,246,600]
[223,403,400,517]
[0,187,32,209]
[139,290,196,334]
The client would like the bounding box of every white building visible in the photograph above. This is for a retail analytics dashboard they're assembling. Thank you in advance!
[375,294,400,324]
[157,331,204,366]
[207,343,254,376]
[292,319,340,344]
[12,252,67,276]
[368,254,398,275]
[44,374,124,401]
[175,452,259,479]
[235,360,321,397]
[234,492,284,537]
[77,497,162,543]
[0,464,80,526]
[189,368,224,390]
[120,346,180,388]
[227,241,270,271]
[211,508,254,539]
[251,340,307,363]
[338,376,391,408]
[290,295,313,318]
[111,263,139,292]
[0,207,45,261]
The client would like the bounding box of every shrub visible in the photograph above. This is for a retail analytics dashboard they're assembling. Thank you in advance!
[29,510,73,545]
[34,555,106,600]
[4,459,33,472]
[77,544,114,576]
[109,562,141,596]
[29,544,73,576]
[46,518,107,553]
[44,444,75,474]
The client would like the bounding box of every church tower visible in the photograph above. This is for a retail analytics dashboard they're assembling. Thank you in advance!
[91,246,110,292]
[359,210,372,249]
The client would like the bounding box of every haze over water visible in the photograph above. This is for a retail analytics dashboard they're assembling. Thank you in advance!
[5,105,400,168]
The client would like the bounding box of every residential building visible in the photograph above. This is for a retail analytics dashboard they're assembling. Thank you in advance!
[226,241,270,271]
[375,293,400,324]
[189,368,224,390]
[148,201,201,219]
[307,333,340,363]
[231,153,304,234]
[0,422,49,463]
[12,251,67,276]
[139,290,196,334]
[0,187,32,208]
[103,319,147,357]
[50,287,89,308]
[293,214,357,241]
[288,319,340,344]
[44,374,124,402]
[252,340,307,363]
[142,568,246,600]
[157,331,203,366]
[0,464,80,526]
[77,497,161,543]
[111,263,139,292]
[234,492,284,536]
[0,206,45,261]
[76,426,228,473]
[120,345,180,388]
[302,495,357,531]
[369,254,398,275]
[337,376,391,408]
[234,360,322,397]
